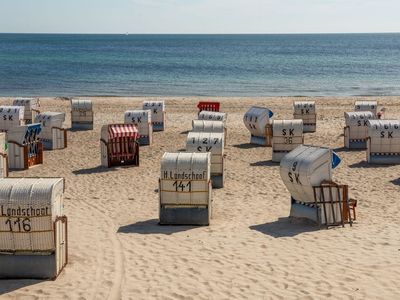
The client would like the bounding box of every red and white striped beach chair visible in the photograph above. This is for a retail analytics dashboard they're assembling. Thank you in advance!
[100,124,140,167]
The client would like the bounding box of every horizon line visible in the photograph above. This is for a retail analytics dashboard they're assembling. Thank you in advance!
[1,31,400,35]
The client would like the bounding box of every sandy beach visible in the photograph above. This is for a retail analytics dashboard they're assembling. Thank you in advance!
[0,96,399,300]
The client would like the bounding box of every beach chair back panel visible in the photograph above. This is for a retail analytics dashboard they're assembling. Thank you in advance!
[160,152,211,206]
[345,111,375,140]
[243,106,273,138]
[35,112,65,142]
[13,98,40,123]
[293,101,316,115]
[280,145,334,203]
[272,120,304,162]
[198,111,227,124]
[355,100,378,115]
[124,110,152,139]
[367,120,400,162]
[0,178,64,252]
[143,101,165,124]
[0,106,25,131]
[186,132,224,175]
[71,99,93,124]
[293,101,316,132]
[197,102,220,113]
[368,120,400,152]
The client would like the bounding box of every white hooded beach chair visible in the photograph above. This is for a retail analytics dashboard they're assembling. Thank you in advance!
[35,112,67,150]
[0,178,68,279]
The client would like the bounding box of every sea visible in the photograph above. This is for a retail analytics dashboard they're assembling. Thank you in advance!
[0,33,399,97]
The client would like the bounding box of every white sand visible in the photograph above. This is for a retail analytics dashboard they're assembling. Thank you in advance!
[0,96,399,299]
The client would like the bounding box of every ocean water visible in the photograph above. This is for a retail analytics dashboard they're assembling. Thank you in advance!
[0,33,399,97]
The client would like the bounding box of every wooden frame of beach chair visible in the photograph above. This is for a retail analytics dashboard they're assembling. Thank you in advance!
[53,215,68,280]
[197,101,220,114]
[312,180,356,229]
[0,153,9,177]
[265,124,273,147]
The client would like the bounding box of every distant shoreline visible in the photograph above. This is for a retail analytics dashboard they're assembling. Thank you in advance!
[1,95,398,100]
[0,94,398,98]
[1,32,400,35]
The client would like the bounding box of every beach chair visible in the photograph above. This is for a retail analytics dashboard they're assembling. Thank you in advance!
[124,110,153,145]
[35,112,67,150]
[197,101,220,114]
[13,98,40,124]
[159,152,212,225]
[271,120,304,162]
[344,111,375,149]
[71,99,94,130]
[100,124,140,167]
[0,178,68,279]
[7,123,44,170]
[293,101,316,133]
[243,106,274,146]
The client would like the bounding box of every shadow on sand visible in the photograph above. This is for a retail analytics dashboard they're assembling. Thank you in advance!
[348,161,388,169]
[67,128,89,133]
[250,160,277,167]
[332,146,348,153]
[72,165,117,175]
[0,280,45,296]
[117,219,197,235]
[390,178,400,186]
[233,143,265,149]
[250,217,319,238]
[180,130,190,135]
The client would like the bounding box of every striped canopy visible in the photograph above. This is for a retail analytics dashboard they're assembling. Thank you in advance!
[108,124,138,139]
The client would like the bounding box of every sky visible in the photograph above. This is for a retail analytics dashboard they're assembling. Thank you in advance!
[0,0,399,34]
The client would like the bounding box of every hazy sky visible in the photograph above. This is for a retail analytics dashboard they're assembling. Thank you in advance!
[1,0,399,34]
